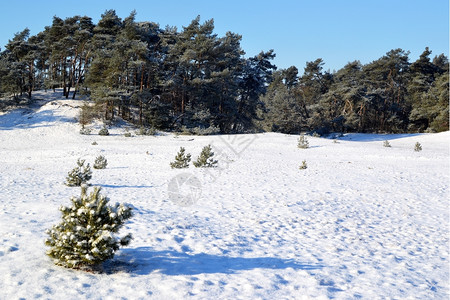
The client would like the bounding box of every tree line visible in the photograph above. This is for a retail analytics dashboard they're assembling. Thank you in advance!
[0,10,448,134]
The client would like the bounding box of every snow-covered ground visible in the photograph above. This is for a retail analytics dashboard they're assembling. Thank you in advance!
[0,90,448,299]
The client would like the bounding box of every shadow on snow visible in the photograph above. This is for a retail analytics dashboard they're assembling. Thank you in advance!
[0,107,76,130]
[104,247,324,276]
[337,133,423,142]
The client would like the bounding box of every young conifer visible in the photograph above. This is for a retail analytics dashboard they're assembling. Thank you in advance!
[193,145,218,168]
[299,160,308,170]
[170,147,191,168]
[98,126,109,136]
[414,142,422,152]
[66,159,92,186]
[93,155,108,169]
[45,186,133,270]
[297,135,309,149]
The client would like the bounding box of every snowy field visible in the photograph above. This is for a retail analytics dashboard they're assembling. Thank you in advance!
[0,90,449,299]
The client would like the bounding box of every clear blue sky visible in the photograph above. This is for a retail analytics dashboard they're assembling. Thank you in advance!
[0,0,448,73]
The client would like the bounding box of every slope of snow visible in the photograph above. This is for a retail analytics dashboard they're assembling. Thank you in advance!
[0,90,448,299]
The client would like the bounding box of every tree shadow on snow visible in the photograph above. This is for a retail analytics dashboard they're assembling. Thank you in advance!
[97,184,154,189]
[104,247,324,275]
[337,133,423,142]
[0,107,75,130]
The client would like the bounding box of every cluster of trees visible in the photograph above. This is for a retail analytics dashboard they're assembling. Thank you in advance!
[262,48,448,133]
[0,10,275,133]
[0,10,448,133]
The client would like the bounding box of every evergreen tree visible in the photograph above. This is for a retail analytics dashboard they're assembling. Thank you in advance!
[98,125,110,136]
[297,135,309,149]
[414,142,422,152]
[361,49,410,132]
[66,159,92,186]
[299,160,307,170]
[45,186,133,269]
[261,74,304,133]
[170,147,191,168]
[193,145,218,168]
[93,155,108,169]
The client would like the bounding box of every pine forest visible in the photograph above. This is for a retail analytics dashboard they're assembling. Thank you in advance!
[0,10,448,134]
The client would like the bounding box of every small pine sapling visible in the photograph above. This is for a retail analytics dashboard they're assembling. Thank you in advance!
[193,145,218,168]
[93,155,108,169]
[92,141,98,145]
[66,159,92,186]
[297,135,309,149]
[79,125,92,135]
[414,142,422,152]
[45,186,133,270]
[383,140,391,147]
[170,147,191,169]
[98,126,109,136]
[299,160,307,170]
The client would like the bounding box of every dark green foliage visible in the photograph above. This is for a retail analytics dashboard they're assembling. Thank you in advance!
[0,11,447,134]
[98,125,109,136]
[93,155,108,169]
[45,186,133,269]
[193,145,218,168]
[79,125,92,135]
[299,160,307,170]
[262,48,448,134]
[66,159,92,187]
[170,147,191,169]
[136,126,156,136]
[79,103,98,126]
[297,135,309,149]
[414,142,422,152]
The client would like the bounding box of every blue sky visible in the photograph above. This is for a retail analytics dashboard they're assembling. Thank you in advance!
[0,0,448,73]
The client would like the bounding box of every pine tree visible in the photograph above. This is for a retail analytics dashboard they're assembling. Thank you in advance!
[66,159,92,186]
[299,160,307,170]
[98,125,109,136]
[93,155,108,169]
[45,186,133,269]
[297,135,309,149]
[193,145,218,168]
[414,142,422,152]
[170,147,191,168]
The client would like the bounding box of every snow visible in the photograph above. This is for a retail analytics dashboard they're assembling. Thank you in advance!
[0,89,449,299]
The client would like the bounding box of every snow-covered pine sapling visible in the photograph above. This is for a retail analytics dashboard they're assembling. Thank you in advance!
[297,134,309,149]
[170,147,191,169]
[65,159,92,186]
[299,160,307,170]
[45,186,133,270]
[79,125,92,135]
[98,125,109,136]
[93,155,108,169]
[383,140,391,147]
[193,145,218,168]
[414,142,422,152]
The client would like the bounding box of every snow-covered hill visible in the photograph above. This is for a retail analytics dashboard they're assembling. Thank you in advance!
[0,90,449,299]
